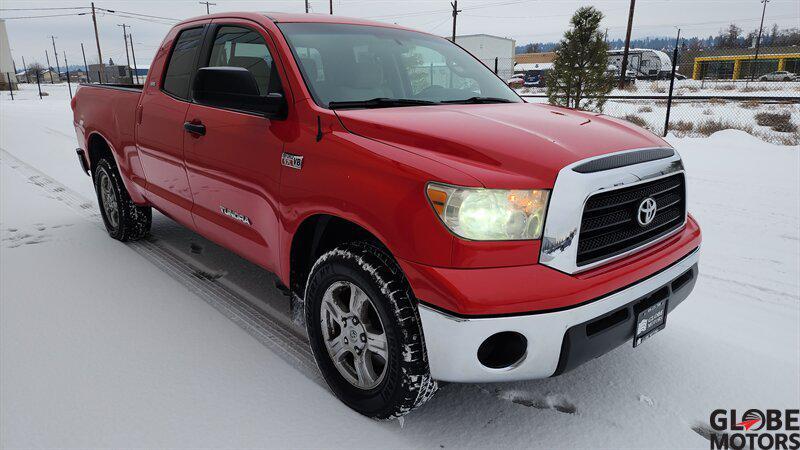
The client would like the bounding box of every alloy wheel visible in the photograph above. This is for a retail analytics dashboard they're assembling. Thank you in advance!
[99,170,119,229]
[320,280,389,390]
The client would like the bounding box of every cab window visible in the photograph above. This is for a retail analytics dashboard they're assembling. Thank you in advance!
[206,26,280,96]
[162,27,204,99]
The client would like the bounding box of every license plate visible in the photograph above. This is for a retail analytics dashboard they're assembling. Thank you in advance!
[633,297,668,347]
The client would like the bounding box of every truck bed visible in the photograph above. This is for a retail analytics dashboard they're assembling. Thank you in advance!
[72,82,144,198]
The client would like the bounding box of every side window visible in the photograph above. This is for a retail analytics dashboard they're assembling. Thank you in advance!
[162,27,204,99]
[207,26,277,96]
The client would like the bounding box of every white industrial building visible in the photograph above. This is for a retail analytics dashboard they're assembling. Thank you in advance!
[0,19,18,90]
[453,34,516,80]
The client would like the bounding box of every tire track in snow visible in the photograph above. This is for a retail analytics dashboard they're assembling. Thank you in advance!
[0,148,322,385]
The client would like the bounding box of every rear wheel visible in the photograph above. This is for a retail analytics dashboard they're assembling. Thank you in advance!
[305,242,437,419]
[93,158,151,241]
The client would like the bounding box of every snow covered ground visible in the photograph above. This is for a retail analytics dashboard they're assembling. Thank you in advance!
[518,78,800,97]
[519,79,800,145]
[1,84,799,449]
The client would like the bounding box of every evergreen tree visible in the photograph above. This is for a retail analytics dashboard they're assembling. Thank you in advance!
[546,6,612,111]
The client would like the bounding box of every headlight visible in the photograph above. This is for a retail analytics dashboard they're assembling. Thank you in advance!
[426,182,550,240]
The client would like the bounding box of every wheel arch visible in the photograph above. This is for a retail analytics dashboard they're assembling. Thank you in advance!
[86,131,117,175]
[289,213,395,297]
[85,131,148,204]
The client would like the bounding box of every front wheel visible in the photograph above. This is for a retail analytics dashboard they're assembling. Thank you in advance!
[305,242,437,419]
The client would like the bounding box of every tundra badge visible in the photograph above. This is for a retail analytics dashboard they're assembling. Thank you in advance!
[281,152,303,170]
[220,206,252,226]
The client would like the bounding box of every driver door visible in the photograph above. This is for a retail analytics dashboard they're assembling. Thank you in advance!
[183,20,292,271]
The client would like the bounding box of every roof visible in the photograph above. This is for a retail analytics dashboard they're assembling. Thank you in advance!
[452,33,514,42]
[177,11,419,33]
[515,52,556,64]
[515,62,553,71]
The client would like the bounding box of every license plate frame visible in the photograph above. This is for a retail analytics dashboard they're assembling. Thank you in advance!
[633,296,668,348]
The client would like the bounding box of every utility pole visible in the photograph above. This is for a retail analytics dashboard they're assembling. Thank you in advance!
[451,1,461,43]
[117,24,131,82]
[330,0,333,14]
[618,0,636,88]
[750,0,769,80]
[21,55,30,83]
[49,36,61,82]
[129,34,140,85]
[81,43,90,81]
[305,0,309,13]
[45,50,54,84]
[199,1,215,14]
[91,2,104,83]
[64,51,73,98]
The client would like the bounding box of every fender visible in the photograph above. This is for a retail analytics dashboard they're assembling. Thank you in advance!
[84,130,149,205]
[280,208,398,289]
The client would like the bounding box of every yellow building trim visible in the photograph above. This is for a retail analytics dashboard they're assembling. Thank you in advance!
[693,53,800,62]
[691,53,800,79]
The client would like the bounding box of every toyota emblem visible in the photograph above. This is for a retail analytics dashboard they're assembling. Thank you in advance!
[637,198,658,226]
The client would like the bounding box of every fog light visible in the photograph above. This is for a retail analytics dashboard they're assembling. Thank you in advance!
[477,331,527,369]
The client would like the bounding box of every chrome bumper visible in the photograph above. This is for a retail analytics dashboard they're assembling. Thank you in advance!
[418,247,700,383]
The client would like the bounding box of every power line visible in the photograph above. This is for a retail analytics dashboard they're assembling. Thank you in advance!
[98,12,176,26]
[95,8,179,21]
[0,13,88,20]
[0,6,90,11]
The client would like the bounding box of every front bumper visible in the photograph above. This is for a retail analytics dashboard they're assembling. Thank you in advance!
[418,246,699,383]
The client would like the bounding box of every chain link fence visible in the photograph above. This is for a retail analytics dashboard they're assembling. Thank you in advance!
[477,57,516,82]
[676,45,799,82]
[521,93,799,146]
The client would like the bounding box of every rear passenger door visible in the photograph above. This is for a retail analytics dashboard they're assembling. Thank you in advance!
[136,24,206,228]
[183,20,291,272]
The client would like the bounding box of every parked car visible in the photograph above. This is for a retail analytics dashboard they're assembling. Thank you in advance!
[507,75,525,88]
[523,69,547,87]
[72,12,701,420]
[759,71,797,81]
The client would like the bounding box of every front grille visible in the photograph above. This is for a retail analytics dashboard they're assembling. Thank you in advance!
[576,173,686,266]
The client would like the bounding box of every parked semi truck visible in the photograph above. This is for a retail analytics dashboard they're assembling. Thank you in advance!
[72,12,701,419]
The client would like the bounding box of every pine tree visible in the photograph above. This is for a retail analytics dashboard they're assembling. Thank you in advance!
[546,6,613,111]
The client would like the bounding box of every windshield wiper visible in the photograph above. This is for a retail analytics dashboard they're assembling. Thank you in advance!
[328,98,437,109]
[440,96,516,104]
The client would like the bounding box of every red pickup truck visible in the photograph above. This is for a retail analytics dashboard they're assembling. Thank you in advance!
[72,12,701,419]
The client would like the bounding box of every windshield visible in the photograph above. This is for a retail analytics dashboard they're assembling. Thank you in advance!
[278,23,522,108]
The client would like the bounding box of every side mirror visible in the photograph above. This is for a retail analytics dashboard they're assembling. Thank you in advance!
[192,66,287,119]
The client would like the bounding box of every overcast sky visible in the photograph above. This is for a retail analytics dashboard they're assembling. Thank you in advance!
[3,0,799,69]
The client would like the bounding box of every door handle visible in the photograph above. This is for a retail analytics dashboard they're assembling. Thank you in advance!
[183,121,206,136]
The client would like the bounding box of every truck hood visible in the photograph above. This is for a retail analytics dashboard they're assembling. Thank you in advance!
[335,102,668,188]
